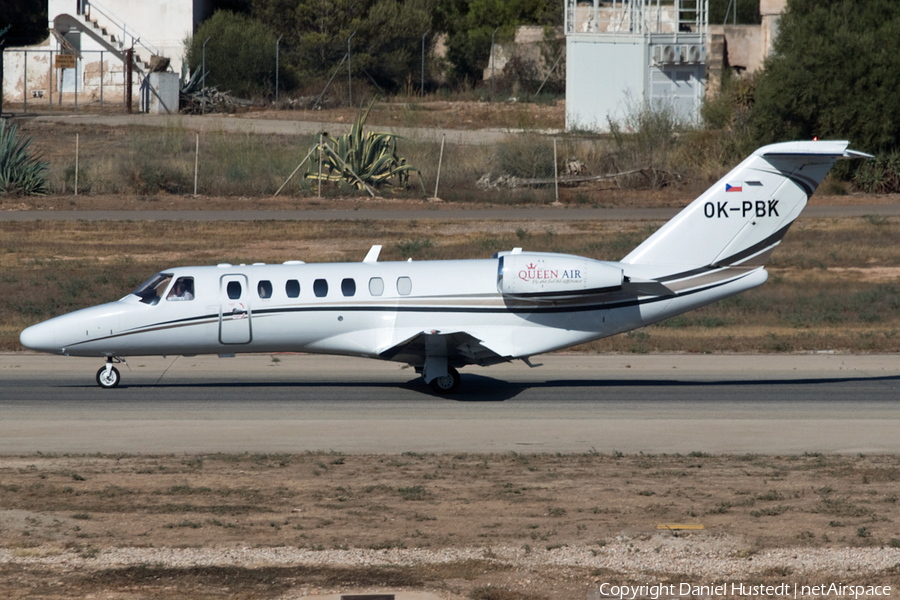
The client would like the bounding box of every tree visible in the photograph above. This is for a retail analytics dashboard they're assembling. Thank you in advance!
[708,0,760,25]
[0,3,48,46]
[434,0,560,85]
[749,0,900,154]
[185,11,280,99]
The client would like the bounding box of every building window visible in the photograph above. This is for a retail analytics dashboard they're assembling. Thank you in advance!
[369,277,384,296]
[341,278,356,297]
[285,279,300,298]
[257,280,273,299]
[397,276,412,295]
[314,279,328,297]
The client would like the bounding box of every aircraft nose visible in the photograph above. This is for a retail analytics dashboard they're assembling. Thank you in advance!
[19,321,59,354]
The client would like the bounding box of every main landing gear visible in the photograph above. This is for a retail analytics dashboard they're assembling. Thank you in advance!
[429,367,461,394]
[96,357,126,389]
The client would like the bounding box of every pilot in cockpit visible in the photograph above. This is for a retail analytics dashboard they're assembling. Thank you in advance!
[167,278,194,301]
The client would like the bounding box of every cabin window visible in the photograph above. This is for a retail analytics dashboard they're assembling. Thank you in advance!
[257,280,273,299]
[166,277,195,302]
[341,278,356,297]
[227,281,242,300]
[133,273,172,305]
[285,279,300,298]
[314,279,328,297]
[397,276,412,296]
[369,277,384,296]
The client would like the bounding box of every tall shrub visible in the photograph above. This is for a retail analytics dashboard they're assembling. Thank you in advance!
[749,0,900,155]
[185,11,279,99]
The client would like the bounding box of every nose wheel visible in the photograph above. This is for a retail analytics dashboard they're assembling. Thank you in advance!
[96,358,125,389]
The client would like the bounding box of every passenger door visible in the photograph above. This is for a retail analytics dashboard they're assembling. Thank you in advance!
[219,274,251,344]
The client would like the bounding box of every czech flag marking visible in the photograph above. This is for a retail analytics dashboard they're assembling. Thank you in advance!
[725,183,743,192]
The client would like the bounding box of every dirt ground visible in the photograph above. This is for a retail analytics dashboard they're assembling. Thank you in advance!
[1,453,899,599]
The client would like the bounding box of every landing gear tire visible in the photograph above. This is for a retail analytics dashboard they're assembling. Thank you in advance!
[429,367,461,394]
[96,365,121,389]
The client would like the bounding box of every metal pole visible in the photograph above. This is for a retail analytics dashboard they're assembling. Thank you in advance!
[99,51,104,112]
[74,133,79,196]
[49,50,53,111]
[125,47,133,113]
[433,133,445,200]
[421,29,429,98]
[553,138,559,203]
[318,133,323,198]
[74,55,78,112]
[23,51,27,113]
[275,34,282,105]
[202,37,210,115]
[347,32,355,106]
[194,133,199,196]
[490,27,499,100]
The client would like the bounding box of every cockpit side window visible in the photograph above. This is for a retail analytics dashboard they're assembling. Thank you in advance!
[133,273,172,305]
[166,277,195,302]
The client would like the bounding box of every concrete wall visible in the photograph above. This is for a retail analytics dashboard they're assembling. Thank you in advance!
[708,24,764,73]
[565,36,646,131]
[483,26,562,85]
[4,0,198,108]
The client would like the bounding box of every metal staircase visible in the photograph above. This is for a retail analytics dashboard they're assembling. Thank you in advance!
[53,0,164,74]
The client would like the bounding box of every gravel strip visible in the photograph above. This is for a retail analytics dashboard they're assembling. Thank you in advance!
[3,537,898,578]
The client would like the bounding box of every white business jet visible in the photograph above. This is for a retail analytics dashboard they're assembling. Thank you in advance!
[20,141,868,392]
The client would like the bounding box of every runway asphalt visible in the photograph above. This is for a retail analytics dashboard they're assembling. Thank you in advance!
[2,353,898,455]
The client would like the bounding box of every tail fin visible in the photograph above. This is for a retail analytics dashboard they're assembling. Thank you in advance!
[622,141,870,271]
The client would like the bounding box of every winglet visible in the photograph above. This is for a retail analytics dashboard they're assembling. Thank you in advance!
[363,245,382,263]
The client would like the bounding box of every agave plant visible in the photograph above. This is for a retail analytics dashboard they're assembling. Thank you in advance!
[306,102,424,193]
[0,120,49,196]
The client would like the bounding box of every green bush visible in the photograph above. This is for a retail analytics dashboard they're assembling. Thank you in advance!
[184,11,279,99]
[749,0,900,155]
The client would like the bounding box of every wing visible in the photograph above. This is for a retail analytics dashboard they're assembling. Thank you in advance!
[378,331,512,368]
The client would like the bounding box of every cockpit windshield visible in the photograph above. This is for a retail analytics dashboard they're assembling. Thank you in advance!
[132,273,173,305]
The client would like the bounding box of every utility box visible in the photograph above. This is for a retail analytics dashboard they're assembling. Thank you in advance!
[565,0,708,132]
[148,72,179,114]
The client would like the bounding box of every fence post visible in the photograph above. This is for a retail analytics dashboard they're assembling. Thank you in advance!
[318,133,323,198]
[74,133,79,196]
[433,133,445,200]
[125,47,133,113]
[421,29,429,98]
[49,50,53,111]
[194,133,200,196]
[275,34,283,105]
[347,31,355,106]
[491,27,499,100]
[99,51,103,112]
[553,138,559,203]
[201,37,211,114]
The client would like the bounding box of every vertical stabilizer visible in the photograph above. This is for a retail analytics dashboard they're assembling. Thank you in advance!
[622,141,868,272]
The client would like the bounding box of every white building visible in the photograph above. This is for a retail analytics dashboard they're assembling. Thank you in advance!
[565,0,709,131]
[3,0,213,110]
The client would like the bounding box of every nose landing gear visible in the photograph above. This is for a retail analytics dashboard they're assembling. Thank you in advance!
[96,357,126,389]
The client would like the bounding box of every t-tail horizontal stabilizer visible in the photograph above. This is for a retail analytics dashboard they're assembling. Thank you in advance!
[622,141,872,274]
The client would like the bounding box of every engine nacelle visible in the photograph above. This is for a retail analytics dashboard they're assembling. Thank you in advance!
[497,252,624,297]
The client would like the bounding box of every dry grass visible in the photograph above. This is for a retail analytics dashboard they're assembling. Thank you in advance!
[4,216,900,352]
[0,452,898,599]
